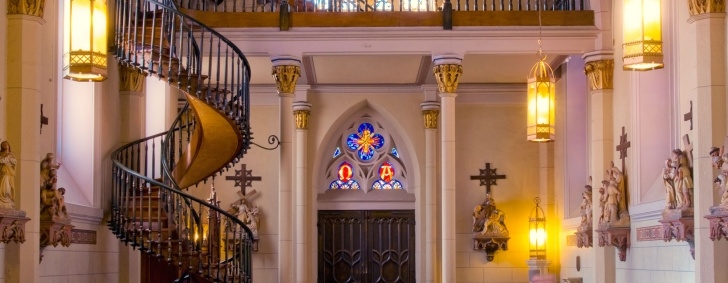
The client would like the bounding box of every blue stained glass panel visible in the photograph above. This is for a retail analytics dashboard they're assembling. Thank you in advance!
[391,148,400,158]
[346,122,385,161]
[333,147,341,158]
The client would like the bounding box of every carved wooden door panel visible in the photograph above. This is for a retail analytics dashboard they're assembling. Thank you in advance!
[318,210,415,283]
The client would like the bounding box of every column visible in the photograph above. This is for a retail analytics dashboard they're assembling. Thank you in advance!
[687,2,728,282]
[420,93,440,283]
[432,54,462,283]
[293,100,311,283]
[272,56,301,283]
[118,64,146,283]
[4,1,46,282]
[582,53,615,283]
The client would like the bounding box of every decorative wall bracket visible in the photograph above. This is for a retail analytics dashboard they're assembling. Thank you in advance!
[575,224,593,248]
[0,209,29,244]
[660,210,695,259]
[596,225,630,261]
[472,235,509,262]
[39,218,73,262]
[705,213,728,242]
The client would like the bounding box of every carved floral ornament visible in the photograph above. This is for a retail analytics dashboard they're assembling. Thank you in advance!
[7,0,45,17]
[433,64,462,93]
[584,60,614,91]
[272,65,301,94]
[688,0,726,16]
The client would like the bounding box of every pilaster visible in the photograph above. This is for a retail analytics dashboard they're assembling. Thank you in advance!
[421,91,439,283]
[293,99,311,283]
[272,55,301,283]
[582,51,615,283]
[688,7,728,283]
[432,54,462,283]
[119,65,146,144]
[4,4,46,282]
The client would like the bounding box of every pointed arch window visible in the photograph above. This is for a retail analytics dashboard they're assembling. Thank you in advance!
[325,117,407,192]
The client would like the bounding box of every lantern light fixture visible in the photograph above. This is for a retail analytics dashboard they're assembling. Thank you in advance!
[526,7,555,142]
[622,0,663,71]
[529,197,547,260]
[63,0,108,82]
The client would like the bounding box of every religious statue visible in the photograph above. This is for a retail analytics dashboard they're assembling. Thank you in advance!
[663,159,677,209]
[579,179,593,227]
[599,162,630,227]
[0,141,17,210]
[229,198,261,239]
[472,193,508,236]
[40,153,61,187]
[576,177,594,248]
[709,146,728,214]
[671,149,693,209]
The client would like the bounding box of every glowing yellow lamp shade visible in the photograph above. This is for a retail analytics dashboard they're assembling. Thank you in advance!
[64,0,108,82]
[529,198,547,260]
[526,60,555,142]
[622,0,663,71]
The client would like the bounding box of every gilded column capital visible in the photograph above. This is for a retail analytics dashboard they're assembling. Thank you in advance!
[433,64,463,93]
[7,0,45,17]
[272,65,301,94]
[688,0,725,16]
[584,59,614,91]
[293,102,312,130]
[421,101,440,129]
[119,65,146,94]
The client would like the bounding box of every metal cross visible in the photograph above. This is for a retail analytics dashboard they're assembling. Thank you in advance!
[40,104,48,134]
[470,163,507,195]
[616,126,631,172]
[225,164,261,196]
[684,101,693,131]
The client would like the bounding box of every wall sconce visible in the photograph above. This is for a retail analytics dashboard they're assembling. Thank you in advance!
[529,197,547,259]
[63,0,108,82]
[622,0,663,71]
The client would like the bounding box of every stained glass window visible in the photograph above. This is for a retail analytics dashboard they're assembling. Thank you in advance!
[391,148,400,158]
[333,147,341,158]
[346,123,384,161]
[329,162,360,190]
[372,162,403,190]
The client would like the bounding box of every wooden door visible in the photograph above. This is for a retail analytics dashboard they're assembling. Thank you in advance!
[318,210,415,283]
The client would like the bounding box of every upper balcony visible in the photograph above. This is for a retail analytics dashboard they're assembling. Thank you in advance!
[178,0,593,29]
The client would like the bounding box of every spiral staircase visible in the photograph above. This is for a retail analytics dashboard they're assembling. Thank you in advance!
[108,1,255,282]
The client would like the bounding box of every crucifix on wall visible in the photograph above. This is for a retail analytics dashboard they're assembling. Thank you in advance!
[684,101,693,131]
[616,127,631,172]
[470,163,507,196]
[225,164,262,198]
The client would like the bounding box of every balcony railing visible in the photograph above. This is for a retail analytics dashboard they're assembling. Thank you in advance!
[177,0,586,13]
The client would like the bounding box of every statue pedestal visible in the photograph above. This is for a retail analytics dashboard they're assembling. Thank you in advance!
[659,208,695,259]
[0,208,30,244]
[595,224,630,261]
[705,208,728,241]
[39,217,73,262]
[472,234,509,262]
[575,224,592,248]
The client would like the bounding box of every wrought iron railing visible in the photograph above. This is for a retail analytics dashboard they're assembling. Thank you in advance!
[110,0,254,281]
[176,0,585,12]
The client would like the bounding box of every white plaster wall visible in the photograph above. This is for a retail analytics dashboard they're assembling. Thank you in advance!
[39,223,120,283]
[454,104,540,283]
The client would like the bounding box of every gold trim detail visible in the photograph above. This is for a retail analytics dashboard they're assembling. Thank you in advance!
[7,0,45,17]
[433,64,462,93]
[272,65,301,94]
[119,65,146,93]
[294,110,311,130]
[688,0,726,16]
[584,60,614,90]
[422,109,439,129]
